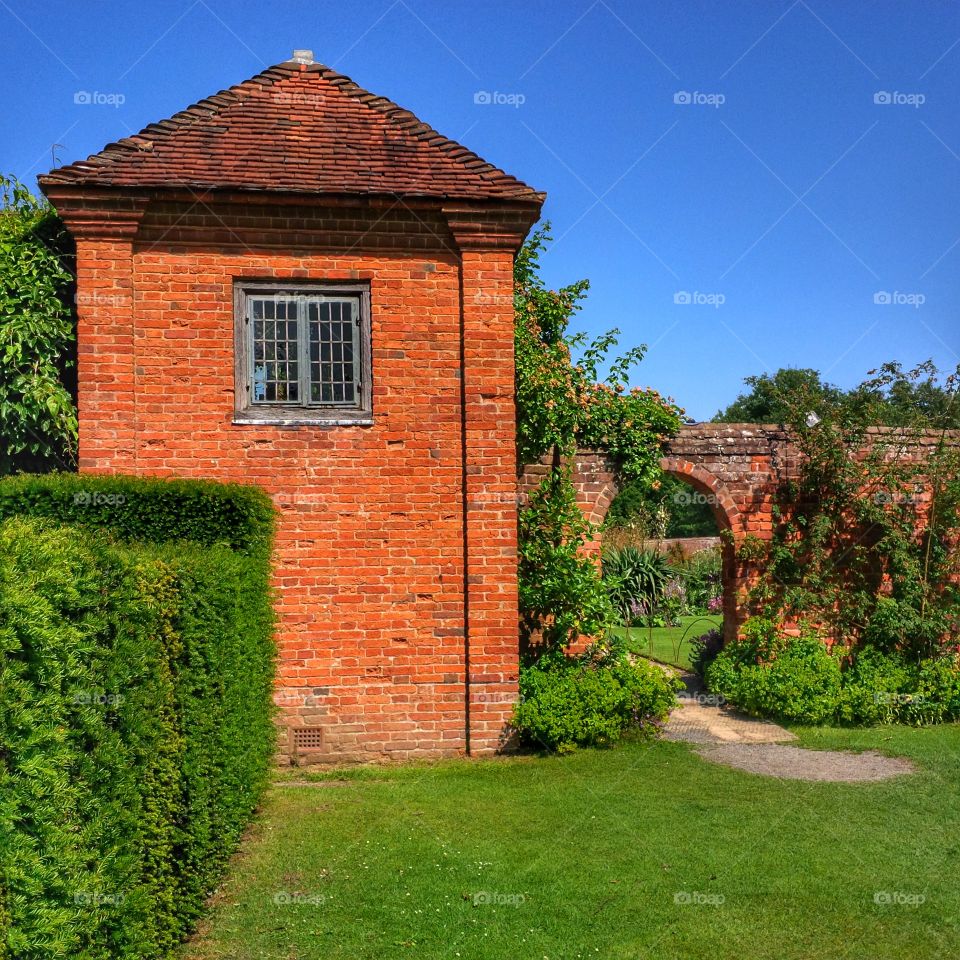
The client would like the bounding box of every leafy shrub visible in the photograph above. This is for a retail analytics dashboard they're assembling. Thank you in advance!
[0,175,77,473]
[706,623,842,725]
[838,646,918,724]
[0,475,275,960]
[0,472,272,558]
[911,658,960,723]
[602,547,670,622]
[512,642,680,753]
[705,618,960,726]
[519,468,615,650]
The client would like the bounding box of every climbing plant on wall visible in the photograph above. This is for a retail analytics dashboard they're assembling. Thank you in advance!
[514,226,683,652]
[750,360,960,659]
[0,175,77,473]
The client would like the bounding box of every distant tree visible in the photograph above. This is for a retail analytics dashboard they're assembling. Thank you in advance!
[605,474,716,538]
[714,364,960,428]
[0,175,76,473]
[713,368,845,424]
[854,361,960,428]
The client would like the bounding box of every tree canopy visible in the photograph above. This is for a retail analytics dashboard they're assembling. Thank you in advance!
[714,364,960,428]
[0,175,76,473]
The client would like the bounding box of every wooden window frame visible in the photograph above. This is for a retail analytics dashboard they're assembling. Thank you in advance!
[233,281,372,426]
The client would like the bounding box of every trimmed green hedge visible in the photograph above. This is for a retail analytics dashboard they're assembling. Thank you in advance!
[0,475,275,960]
[0,473,273,558]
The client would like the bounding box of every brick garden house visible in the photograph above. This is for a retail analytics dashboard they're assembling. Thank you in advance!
[39,53,544,763]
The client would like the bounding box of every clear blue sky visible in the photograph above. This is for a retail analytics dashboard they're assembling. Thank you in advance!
[2,0,959,420]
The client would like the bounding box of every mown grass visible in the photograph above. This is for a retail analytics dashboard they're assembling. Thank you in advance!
[182,724,960,960]
[612,614,722,669]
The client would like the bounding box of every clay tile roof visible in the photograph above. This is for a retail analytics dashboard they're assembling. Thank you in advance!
[38,60,544,204]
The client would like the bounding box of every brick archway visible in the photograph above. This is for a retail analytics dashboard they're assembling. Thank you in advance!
[520,425,789,643]
[658,457,739,532]
[521,423,960,648]
[657,457,742,641]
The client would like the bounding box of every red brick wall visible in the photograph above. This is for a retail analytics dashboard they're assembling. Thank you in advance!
[66,197,532,764]
[536,427,960,648]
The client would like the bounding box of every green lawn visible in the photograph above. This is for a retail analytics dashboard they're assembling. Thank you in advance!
[182,725,960,960]
[612,614,722,669]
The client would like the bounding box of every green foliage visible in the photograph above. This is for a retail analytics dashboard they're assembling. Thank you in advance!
[714,363,960,428]
[605,473,716,538]
[705,618,960,726]
[838,647,920,725]
[713,368,846,424]
[0,476,275,959]
[752,361,960,658]
[602,546,670,622]
[604,546,721,629]
[839,648,960,725]
[519,468,614,651]
[512,640,681,753]
[0,175,76,473]
[514,226,682,655]
[0,472,273,558]
[668,547,721,614]
[705,627,843,725]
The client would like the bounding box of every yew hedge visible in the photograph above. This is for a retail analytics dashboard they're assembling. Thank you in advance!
[0,475,275,960]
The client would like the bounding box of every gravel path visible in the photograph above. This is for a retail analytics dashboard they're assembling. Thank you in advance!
[661,667,915,782]
[695,742,915,782]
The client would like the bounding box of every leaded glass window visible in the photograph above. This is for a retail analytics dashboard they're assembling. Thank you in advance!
[236,285,370,421]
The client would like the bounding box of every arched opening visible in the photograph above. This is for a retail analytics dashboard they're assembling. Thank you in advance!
[597,455,742,669]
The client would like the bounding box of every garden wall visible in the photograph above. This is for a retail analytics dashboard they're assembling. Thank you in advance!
[522,425,960,644]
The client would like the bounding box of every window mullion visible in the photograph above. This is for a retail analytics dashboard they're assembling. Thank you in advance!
[352,299,361,394]
[246,294,255,404]
[298,296,310,408]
